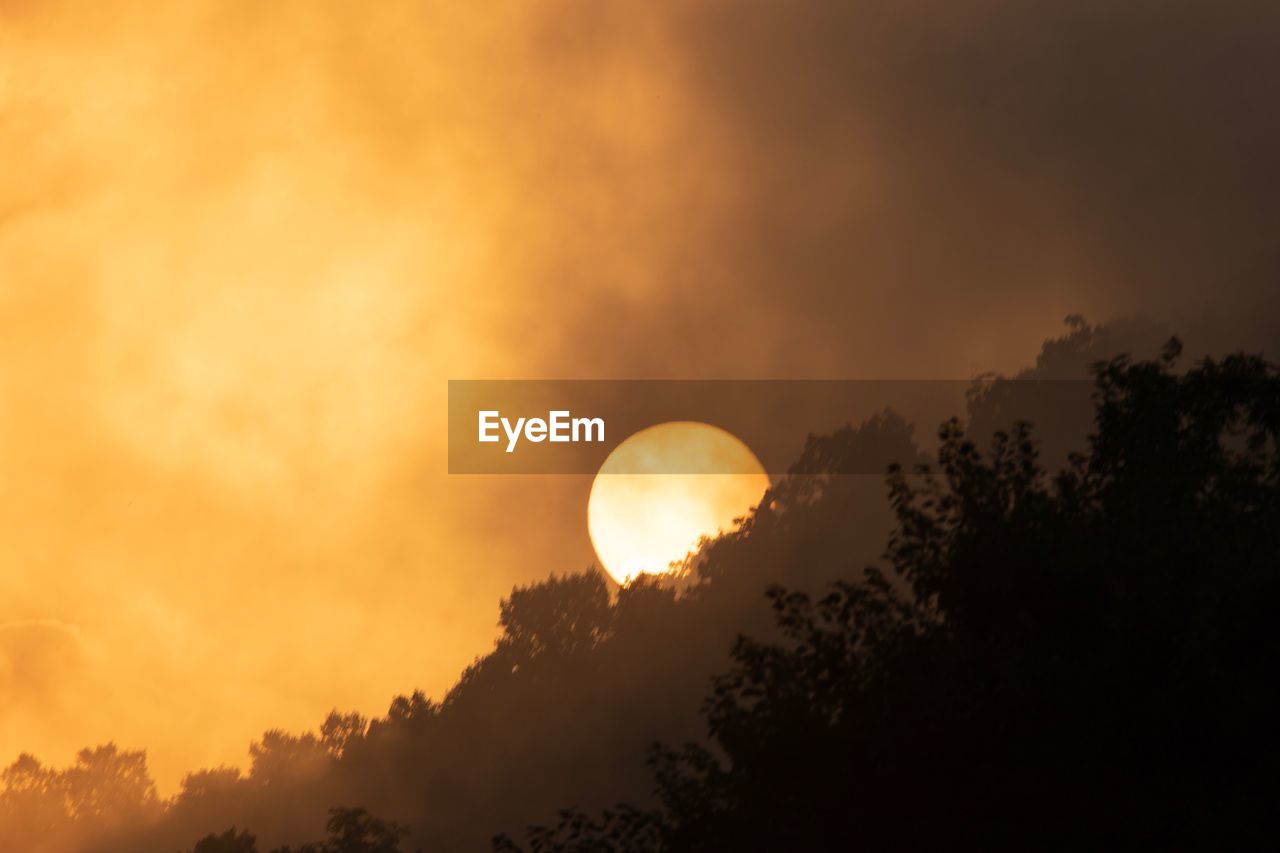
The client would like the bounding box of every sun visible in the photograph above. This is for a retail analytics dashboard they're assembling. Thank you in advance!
[587,422,771,586]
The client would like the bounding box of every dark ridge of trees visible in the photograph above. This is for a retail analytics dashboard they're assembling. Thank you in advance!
[0,745,160,852]
[3,320,1272,852]
[189,808,411,852]
[192,827,257,853]
[62,405,921,853]
[497,342,1280,851]
[964,314,1176,470]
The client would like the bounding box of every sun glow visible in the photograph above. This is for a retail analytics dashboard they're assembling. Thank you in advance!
[586,422,771,585]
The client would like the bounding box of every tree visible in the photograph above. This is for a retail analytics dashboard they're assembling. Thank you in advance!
[193,827,258,853]
[247,731,328,787]
[176,767,245,807]
[192,809,411,853]
[496,572,613,662]
[502,343,1280,850]
[0,753,68,844]
[271,807,412,853]
[62,745,160,826]
[320,712,369,759]
[0,745,161,852]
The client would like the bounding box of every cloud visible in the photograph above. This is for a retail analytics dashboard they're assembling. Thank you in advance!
[1,0,1276,792]
[0,620,88,724]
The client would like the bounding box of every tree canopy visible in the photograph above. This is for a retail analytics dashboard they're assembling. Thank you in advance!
[499,343,1280,851]
[5,330,1275,852]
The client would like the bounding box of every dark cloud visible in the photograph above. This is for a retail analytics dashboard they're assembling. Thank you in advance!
[530,0,1280,378]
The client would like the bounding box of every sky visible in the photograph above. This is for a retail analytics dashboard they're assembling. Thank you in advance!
[2,0,1278,790]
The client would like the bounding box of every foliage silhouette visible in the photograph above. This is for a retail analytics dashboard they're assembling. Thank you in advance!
[191,808,411,853]
[192,827,257,853]
[0,745,159,851]
[4,323,1274,852]
[497,343,1280,850]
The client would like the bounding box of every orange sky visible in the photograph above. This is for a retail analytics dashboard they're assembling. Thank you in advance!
[5,0,1275,792]
[0,0,636,788]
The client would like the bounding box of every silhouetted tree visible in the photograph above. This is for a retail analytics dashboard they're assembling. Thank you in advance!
[192,827,257,853]
[501,343,1280,850]
[271,807,410,853]
[43,330,1275,853]
[175,767,245,808]
[496,572,613,662]
[0,744,160,852]
[320,713,369,760]
[62,745,159,827]
[247,731,328,788]
[0,753,68,845]
[191,808,410,853]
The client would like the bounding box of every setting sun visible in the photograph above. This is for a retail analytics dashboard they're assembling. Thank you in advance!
[586,422,771,585]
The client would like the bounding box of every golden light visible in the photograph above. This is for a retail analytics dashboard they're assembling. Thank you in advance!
[587,422,771,585]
